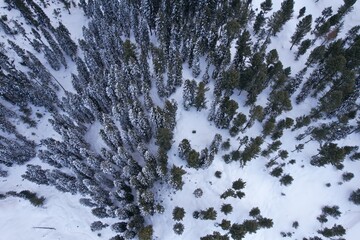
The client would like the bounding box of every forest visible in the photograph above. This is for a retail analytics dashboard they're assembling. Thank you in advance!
[0,0,360,239]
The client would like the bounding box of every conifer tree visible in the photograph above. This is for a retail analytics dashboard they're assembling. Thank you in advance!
[194,82,209,111]
[295,39,311,60]
[268,0,294,36]
[290,15,312,50]
[260,0,273,13]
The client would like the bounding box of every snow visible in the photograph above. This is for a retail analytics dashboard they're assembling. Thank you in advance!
[1,0,360,240]
[151,1,360,239]
[0,162,114,240]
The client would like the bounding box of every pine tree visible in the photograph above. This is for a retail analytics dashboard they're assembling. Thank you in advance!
[268,0,294,36]
[173,207,186,221]
[310,143,346,169]
[194,82,209,111]
[169,165,186,190]
[260,0,273,13]
[290,15,312,50]
[155,128,173,151]
[173,222,184,235]
[233,30,252,69]
[138,225,153,240]
[240,137,264,167]
[253,12,266,35]
[221,204,233,215]
[298,7,306,18]
[214,97,239,129]
[349,189,360,205]
[295,39,311,60]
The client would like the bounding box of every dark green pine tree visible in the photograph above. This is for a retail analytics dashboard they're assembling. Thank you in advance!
[260,0,273,13]
[310,143,346,169]
[183,79,197,110]
[268,0,294,36]
[295,39,311,60]
[169,165,186,190]
[194,82,209,111]
[233,30,252,70]
[172,207,186,221]
[349,189,360,205]
[290,15,312,50]
[214,97,239,129]
[253,12,266,35]
[297,7,306,18]
[155,128,173,151]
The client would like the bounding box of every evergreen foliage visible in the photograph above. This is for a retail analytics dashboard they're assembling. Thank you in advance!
[1,0,360,239]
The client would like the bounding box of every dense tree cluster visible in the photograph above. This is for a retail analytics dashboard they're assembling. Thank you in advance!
[0,0,359,239]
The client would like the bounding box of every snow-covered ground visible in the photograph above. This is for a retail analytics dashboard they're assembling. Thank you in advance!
[0,0,359,240]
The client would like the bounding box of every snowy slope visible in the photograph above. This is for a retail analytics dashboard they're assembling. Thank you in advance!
[0,0,359,240]
[151,1,360,239]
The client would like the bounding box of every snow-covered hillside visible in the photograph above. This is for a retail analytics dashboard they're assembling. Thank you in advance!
[0,0,359,240]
